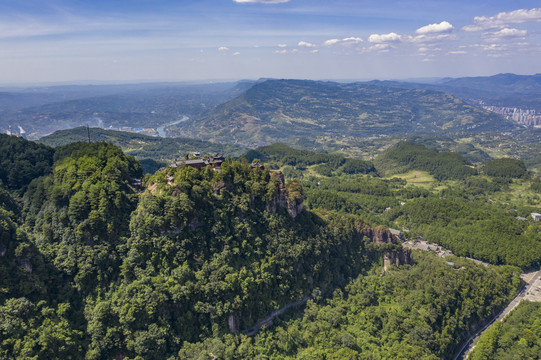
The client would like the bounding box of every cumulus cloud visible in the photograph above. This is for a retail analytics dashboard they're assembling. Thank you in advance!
[368,32,401,43]
[482,28,527,43]
[233,0,290,3]
[409,33,456,45]
[322,36,363,46]
[277,44,287,48]
[363,44,392,53]
[416,21,454,35]
[218,46,229,51]
[323,38,340,46]
[298,41,316,48]
[491,28,527,38]
[447,50,467,55]
[233,52,241,56]
[463,8,541,31]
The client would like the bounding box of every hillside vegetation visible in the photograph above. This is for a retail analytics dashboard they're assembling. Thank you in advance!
[181,253,520,360]
[39,127,246,171]
[470,301,541,360]
[0,135,536,359]
[375,141,477,180]
[173,79,514,146]
[1,135,417,359]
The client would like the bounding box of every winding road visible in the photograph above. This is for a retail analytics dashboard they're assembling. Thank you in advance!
[454,269,541,360]
[402,240,541,360]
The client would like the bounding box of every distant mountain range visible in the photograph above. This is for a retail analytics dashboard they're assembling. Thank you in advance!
[0,81,254,139]
[4,73,541,145]
[171,79,515,146]
[372,73,541,110]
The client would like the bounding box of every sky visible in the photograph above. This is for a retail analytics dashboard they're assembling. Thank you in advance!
[1,0,541,84]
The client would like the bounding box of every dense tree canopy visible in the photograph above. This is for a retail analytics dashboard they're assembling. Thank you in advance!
[0,135,536,359]
[0,134,54,191]
[470,301,541,360]
[377,141,476,180]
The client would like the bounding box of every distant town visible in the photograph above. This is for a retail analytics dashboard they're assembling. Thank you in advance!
[477,101,541,127]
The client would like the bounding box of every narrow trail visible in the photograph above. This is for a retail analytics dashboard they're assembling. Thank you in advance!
[241,296,311,336]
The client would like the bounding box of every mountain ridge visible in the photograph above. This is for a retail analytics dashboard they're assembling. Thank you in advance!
[172,79,515,146]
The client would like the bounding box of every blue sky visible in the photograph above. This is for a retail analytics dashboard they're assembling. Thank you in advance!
[1,0,541,83]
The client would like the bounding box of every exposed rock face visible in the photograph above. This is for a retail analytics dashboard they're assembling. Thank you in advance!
[0,246,6,257]
[228,313,240,333]
[361,226,412,270]
[384,249,412,269]
[267,171,304,218]
[15,258,32,273]
[362,226,396,245]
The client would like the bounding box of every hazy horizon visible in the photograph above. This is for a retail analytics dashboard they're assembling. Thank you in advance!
[1,0,541,84]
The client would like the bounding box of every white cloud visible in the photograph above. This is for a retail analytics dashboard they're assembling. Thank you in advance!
[233,0,290,3]
[323,38,340,46]
[482,28,527,43]
[278,44,287,48]
[218,46,229,51]
[416,21,454,35]
[322,36,363,46]
[481,43,508,52]
[310,49,319,53]
[463,8,541,31]
[298,41,316,48]
[274,48,298,54]
[367,43,391,52]
[409,33,456,44]
[233,52,241,56]
[492,28,527,38]
[341,37,363,45]
[447,50,467,55]
[368,32,401,43]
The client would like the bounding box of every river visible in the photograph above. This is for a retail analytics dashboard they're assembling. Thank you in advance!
[156,115,189,138]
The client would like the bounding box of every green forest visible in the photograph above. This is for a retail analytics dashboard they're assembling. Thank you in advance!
[470,301,541,360]
[0,135,539,359]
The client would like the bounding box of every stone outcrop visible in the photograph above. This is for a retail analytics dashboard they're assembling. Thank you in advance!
[267,171,304,218]
[361,225,412,270]
[15,258,32,273]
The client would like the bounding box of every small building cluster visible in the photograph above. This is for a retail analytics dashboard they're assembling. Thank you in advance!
[170,153,225,171]
[532,213,541,221]
[165,154,266,185]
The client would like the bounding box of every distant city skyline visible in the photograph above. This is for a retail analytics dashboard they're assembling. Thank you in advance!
[1,0,541,84]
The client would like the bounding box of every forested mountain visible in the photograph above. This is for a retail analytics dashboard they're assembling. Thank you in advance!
[172,79,515,146]
[0,134,54,191]
[39,126,246,169]
[0,135,420,358]
[375,141,477,180]
[244,143,376,177]
[180,253,519,360]
[0,134,538,359]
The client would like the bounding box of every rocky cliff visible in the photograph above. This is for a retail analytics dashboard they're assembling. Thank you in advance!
[267,170,304,218]
[361,225,412,270]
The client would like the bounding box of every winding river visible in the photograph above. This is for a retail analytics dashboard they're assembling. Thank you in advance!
[156,115,189,138]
